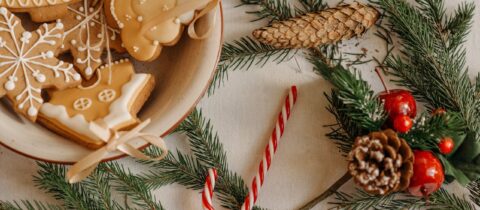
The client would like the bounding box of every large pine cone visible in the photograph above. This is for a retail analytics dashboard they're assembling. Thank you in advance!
[252,2,379,49]
[348,129,414,195]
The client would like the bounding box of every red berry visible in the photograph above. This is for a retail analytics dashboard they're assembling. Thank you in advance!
[438,137,455,155]
[432,108,446,116]
[393,115,413,133]
[408,150,445,197]
[379,89,417,118]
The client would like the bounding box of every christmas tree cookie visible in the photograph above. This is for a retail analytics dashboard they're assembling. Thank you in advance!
[1,0,81,22]
[58,0,124,80]
[38,59,155,149]
[0,7,81,122]
[108,0,209,61]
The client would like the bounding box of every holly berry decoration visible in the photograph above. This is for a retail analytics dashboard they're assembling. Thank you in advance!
[375,68,417,133]
[438,137,455,155]
[379,89,417,118]
[432,108,446,116]
[408,150,445,197]
[393,115,413,133]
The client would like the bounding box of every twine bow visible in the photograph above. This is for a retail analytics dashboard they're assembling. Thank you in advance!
[66,119,168,183]
[139,0,220,39]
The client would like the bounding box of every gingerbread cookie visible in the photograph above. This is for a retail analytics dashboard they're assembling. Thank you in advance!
[58,0,124,79]
[2,0,81,22]
[109,0,211,61]
[38,59,155,149]
[0,8,81,122]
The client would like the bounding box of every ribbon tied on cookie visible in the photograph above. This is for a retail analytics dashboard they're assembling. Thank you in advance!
[67,119,168,183]
[110,0,220,61]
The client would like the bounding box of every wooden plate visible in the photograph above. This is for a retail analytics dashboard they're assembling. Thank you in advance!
[0,5,224,164]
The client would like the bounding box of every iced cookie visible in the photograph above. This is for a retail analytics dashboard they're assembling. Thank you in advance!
[38,59,155,149]
[58,0,124,80]
[2,0,81,22]
[109,0,211,61]
[0,8,81,122]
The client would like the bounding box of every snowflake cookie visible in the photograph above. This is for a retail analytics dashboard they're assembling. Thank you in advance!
[0,7,81,122]
[58,0,124,80]
[38,59,155,149]
[1,0,81,22]
[108,0,208,61]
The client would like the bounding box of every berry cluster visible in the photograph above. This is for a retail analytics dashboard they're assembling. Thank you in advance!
[376,69,456,197]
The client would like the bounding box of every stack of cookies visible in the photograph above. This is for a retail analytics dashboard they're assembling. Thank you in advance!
[0,0,212,149]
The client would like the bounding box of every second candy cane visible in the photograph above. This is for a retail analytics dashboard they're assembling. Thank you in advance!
[241,85,298,210]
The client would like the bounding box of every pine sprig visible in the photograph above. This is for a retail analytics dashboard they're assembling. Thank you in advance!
[33,162,101,210]
[140,109,258,210]
[311,59,387,131]
[99,162,164,210]
[375,0,480,142]
[467,179,480,207]
[324,91,363,155]
[401,112,465,152]
[0,201,61,210]
[330,189,397,210]
[209,37,297,94]
[331,188,475,210]
[297,0,327,14]
[240,0,293,22]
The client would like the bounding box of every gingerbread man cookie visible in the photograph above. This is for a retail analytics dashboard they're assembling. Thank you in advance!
[38,59,155,149]
[58,0,124,79]
[0,7,81,122]
[2,0,81,22]
[109,0,212,61]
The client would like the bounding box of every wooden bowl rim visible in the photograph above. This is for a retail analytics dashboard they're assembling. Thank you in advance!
[0,3,225,164]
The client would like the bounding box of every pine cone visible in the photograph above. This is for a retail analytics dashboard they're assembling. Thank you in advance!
[252,2,379,49]
[348,129,414,195]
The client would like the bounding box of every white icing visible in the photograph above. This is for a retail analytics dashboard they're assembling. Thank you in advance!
[98,89,116,102]
[39,70,150,141]
[73,97,92,110]
[0,9,78,117]
[64,0,121,76]
[103,74,148,128]
[40,103,104,141]
[0,0,72,7]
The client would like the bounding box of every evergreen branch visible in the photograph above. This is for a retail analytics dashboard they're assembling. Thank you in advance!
[82,168,121,210]
[330,188,474,210]
[400,111,465,152]
[0,200,61,210]
[311,58,387,131]
[374,0,480,142]
[140,109,261,210]
[324,91,363,155]
[240,0,293,21]
[100,162,164,210]
[330,189,397,209]
[33,162,101,210]
[140,151,207,190]
[175,109,228,172]
[208,36,297,95]
[296,0,327,15]
[174,109,251,209]
[468,179,480,207]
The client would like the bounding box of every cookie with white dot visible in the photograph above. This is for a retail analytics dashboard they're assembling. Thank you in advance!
[109,0,208,61]
[38,59,155,149]
[2,0,81,22]
[58,0,124,80]
[0,7,81,122]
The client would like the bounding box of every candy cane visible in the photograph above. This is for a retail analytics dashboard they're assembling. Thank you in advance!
[241,85,298,210]
[202,168,218,210]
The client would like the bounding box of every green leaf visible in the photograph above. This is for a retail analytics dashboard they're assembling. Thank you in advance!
[438,155,471,185]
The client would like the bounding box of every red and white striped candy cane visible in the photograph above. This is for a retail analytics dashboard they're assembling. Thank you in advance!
[202,168,218,210]
[241,85,298,210]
